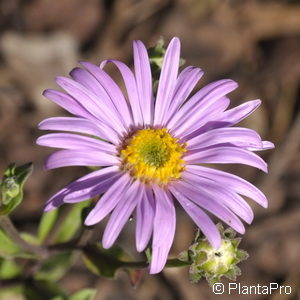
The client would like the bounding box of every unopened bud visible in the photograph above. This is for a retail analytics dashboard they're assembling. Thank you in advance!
[0,163,33,215]
[179,224,248,285]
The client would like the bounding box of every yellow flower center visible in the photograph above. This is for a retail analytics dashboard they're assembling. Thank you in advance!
[120,128,186,184]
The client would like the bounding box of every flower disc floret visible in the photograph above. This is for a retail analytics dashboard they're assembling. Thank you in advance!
[120,128,186,184]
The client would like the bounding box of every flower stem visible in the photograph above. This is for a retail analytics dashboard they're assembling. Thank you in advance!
[0,215,48,258]
[121,258,190,269]
[0,216,190,271]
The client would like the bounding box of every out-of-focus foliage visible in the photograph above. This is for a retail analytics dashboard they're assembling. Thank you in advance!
[0,258,22,279]
[35,252,74,282]
[53,201,91,243]
[0,228,31,258]
[38,209,59,243]
[83,244,136,279]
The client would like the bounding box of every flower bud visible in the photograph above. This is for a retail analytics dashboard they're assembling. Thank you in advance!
[179,224,248,285]
[0,163,33,215]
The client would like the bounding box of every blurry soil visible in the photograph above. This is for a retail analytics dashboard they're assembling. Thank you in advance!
[0,0,300,299]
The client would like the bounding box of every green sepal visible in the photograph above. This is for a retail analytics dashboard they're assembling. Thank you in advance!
[0,162,33,215]
[177,249,190,262]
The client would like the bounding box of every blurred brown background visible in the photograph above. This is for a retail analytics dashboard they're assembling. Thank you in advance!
[0,0,300,299]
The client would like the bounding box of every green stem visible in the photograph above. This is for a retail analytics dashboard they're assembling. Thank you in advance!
[121,258,190,269]
[49,242,190,270]
[0,216,190,271]
[166,258,191,268]
[0,215,48,258]
[121,261,149,269]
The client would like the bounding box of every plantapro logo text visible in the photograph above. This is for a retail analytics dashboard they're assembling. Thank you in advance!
[213,282,292,295]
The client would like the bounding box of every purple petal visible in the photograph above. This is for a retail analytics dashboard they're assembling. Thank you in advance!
[44,166,119,211]
[43,89,92,120]
[186,165,268,207]
[247,140,275,151]
[136,186,155,252]
[187,127,263,150]
[176,180,245,234]
[38,117,105,138]
[84,173,131,226]
[102,181,144,248]
[185,146,268,172]
[169,80,237,136]
[164,66,204,125]
[70,67,129,128]
[45,149,119,169]
[219,191,254,224]
[133,40,153,125]
[37,133,116,153]
[181,97,230,139]
[64,173,121,203]
[150,243,171,274]
[56,76,126,134]
[80,61,133,129]
[169,185,221,248]
[100,59,143,126]
[218,99,261,126]
[182,172,254,224]
[150,186,176,274]
[154,37,181,125]
[70,67,110,100]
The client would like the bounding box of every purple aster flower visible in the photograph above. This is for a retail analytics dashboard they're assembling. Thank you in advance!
[37,37,274,274]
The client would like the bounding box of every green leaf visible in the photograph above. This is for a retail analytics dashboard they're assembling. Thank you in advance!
[38,210,59,243]
[35,252,73,282]
[83,244,134,279]
[0,162,33,215]
[0,228,20,256]
[0,285,23,300]
[54,201,91,243]
[83,245,122,278]
[69,289,96,300]
[21,232,40,245]
[24,280,67,300]
[0,258,22,279]
[0,228,32,258]
[83,244,144,286]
